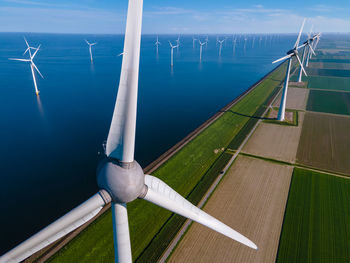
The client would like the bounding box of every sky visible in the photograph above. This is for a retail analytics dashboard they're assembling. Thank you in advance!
[0,0,350,34]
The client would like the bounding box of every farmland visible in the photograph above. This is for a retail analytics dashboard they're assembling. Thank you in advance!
[306,68,350,78]
[276,168,350,263]
[307,76,350,92]
[242,112,304,163]
[296,112,350,175]
[306,89,350,115]
[308,62,350,70]
[169,156,293,263]
[49,62,287,262]
[273,87,309,110]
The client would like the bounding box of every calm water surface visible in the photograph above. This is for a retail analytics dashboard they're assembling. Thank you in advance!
[0,33,296,253]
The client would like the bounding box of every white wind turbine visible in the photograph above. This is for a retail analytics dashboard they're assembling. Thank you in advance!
[233,37,237,54]
[192,37,197,48]
[272,18,307,121]
[217,38,225,56]
[169,41,178,67]
[175,36,180,51]
[85,39,97,62]
[199,39,206,62]
[297,28,317,82]
[155,35,161,54]
[0,1,257,262]
[9,40,43,96]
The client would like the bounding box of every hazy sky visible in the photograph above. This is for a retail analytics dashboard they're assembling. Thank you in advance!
[0,0,349,34]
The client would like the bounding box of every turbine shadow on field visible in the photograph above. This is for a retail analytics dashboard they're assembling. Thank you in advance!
[220,109,276,120]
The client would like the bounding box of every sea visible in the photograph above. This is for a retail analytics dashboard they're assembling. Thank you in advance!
[0,33,297,253]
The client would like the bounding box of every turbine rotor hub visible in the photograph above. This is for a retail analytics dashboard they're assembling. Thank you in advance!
[97,158,146,203]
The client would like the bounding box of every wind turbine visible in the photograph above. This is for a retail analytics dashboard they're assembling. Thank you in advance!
[23,37,37,56]
[0,1,257,262]
[155,35,161,54]
[192,37,197,48]
[199,39,206,62]
[217,38,225,56]
[175,36,180,51]
[297,28,317,82]
[233,37,237,55]
[9,41,43,96]
[272,18,307,121]
[169,41,178,67]
[85,39,97,62]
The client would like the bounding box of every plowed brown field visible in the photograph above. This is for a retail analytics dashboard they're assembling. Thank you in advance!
[168,156,293,263]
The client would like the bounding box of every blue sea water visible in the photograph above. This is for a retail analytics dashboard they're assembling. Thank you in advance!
[0,33,296,253]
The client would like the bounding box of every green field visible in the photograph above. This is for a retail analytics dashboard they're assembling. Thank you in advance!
[276,168,350,263]
[310,58,350,63]
[306,90,350,115]
[307,68,350,78]
[49,63,287,262]
[308,62,350,70]
[307,76,350,92]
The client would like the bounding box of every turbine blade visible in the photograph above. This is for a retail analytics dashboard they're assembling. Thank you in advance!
[272,54,291,64]
[309,44,316,56]
[9,58,30,62]
[31,44,41,59]
[112,203,132,263]
[0,191,110,263]
[295,54,308,76]
[294,18,306,48]
[85,39,90,45]
[23,48,30,55]
[32,62,44,79]
[24,37,29,48]
[142,175,258,250]
[105,0,143,163]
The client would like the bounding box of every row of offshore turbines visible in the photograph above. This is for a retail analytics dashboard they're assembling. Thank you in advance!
[1,0,320,260]
[9,32,300,97]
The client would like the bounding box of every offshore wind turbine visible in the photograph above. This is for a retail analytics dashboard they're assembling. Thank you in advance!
[169,41,178,67]
[272,18,307,121]
[0,1,257,262]
[155,35,161,54]
[9,42,43,96]
[199,39,206,62]
[192,37,197,48]
[85,39,97,62]
[217,38,225,56]
[175,36,180,51]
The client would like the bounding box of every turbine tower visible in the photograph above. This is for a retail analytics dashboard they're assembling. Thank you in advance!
[9,40,43,96]
[217,38,225,56]
[272,18,307,121]
[169,41,178,67]
[0,1,257,262]
[199,39,206,62]
[85,39,97,62]
[155,35,161,54]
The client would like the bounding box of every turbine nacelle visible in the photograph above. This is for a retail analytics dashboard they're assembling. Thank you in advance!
[287,49,298,56]
[97,159,146,204]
